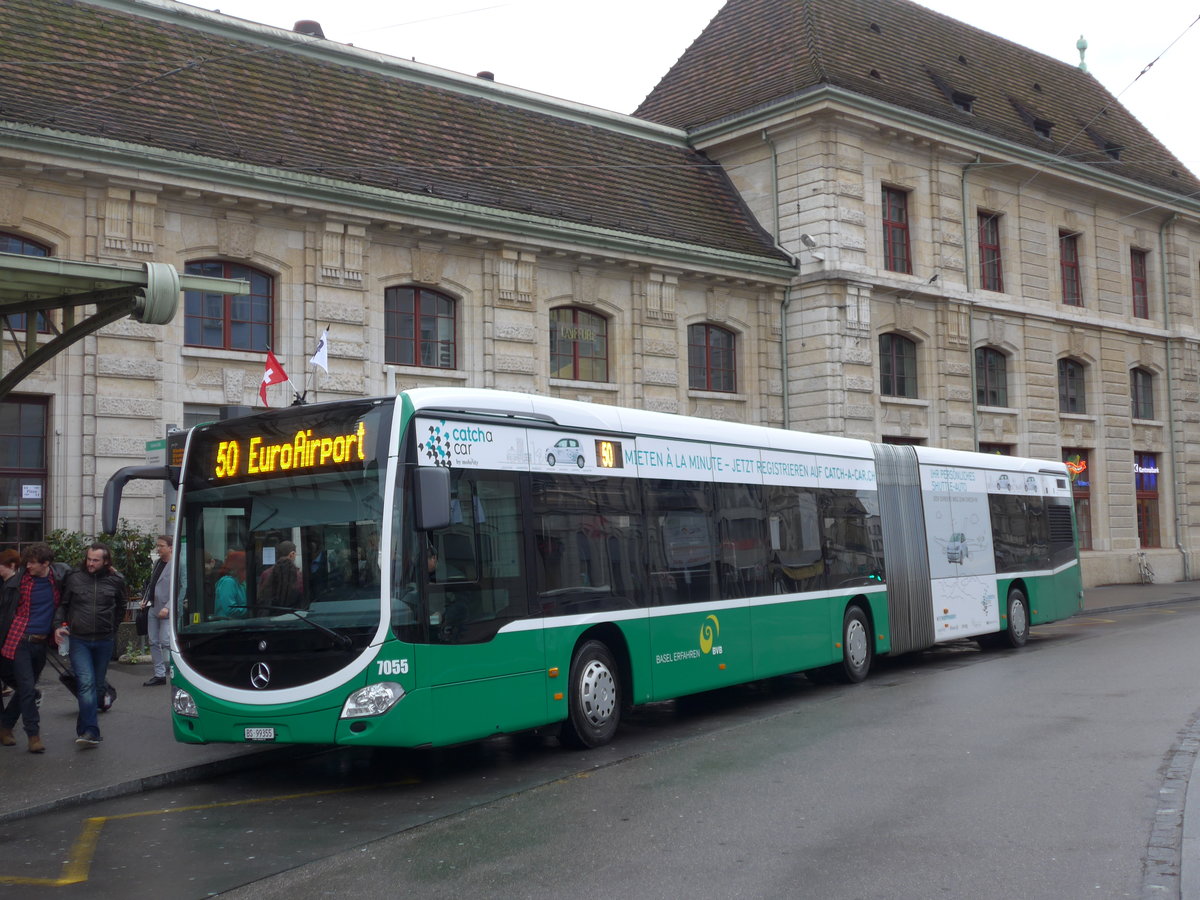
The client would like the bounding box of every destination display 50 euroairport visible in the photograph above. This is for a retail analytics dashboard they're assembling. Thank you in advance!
[191,401,387,485]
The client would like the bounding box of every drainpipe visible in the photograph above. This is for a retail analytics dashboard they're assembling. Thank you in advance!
[960,158,981,450]
[1158,212,1189,580]
[763,129,802,430]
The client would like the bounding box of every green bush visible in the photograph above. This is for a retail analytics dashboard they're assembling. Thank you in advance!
[45,520,158,599]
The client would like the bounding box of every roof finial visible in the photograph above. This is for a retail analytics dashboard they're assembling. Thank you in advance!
[1076,35,1088,73]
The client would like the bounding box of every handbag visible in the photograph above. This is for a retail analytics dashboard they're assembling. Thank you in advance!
[135,604,149,636]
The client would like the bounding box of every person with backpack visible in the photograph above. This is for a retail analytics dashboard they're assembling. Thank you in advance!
[54,542,126,748]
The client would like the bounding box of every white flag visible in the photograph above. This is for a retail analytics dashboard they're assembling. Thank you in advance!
[310,327,329,373]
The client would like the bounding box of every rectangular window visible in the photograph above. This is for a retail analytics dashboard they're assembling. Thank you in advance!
[1063,448,1092,550]
[688,324,736,392]
[1060,232,1082,306]
[882,187,912,274]
[990,493,1050,573]
[978,213,1003,292]
[974,348,1008,407]
[978,443,1012,456]
[0,395,49,552]
[1058,359,1086,414]
[532,473,643,614]
[714,483,768,599]
[879,334,917,398]
[422,471,528,643]
[1131,249,1149,319]
[183,405,222,431]
[644,479,717,606]
[1135,452,1160,548]
[1131,369,1154,420]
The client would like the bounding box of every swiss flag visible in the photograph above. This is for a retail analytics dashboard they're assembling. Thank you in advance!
[260,350,289,406]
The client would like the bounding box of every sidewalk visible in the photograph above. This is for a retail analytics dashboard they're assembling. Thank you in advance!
[2,581,1199,825]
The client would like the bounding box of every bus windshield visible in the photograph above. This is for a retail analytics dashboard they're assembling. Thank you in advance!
[172,400,392,687]
[177,470,385,634]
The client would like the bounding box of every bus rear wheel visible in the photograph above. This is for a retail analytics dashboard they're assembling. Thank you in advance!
[837,604,872,683]
[561,640,621,749]
[1001,588,1029,648]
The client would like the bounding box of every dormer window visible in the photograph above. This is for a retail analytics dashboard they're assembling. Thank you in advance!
[1086,126,1123,160]
[928,69,975,115]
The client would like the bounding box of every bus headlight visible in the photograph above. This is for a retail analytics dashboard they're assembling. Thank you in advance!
[341,682,405,718]
[173,688,198,718]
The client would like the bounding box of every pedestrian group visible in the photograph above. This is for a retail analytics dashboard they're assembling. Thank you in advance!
[0,538,172,754]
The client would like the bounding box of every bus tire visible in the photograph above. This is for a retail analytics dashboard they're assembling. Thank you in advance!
[1002,588,1029,649]
[837,604,872,684]
[561,640,621,749]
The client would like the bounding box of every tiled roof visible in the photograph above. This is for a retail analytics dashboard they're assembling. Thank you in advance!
[0,0,788,264]
[635,0,1200,196]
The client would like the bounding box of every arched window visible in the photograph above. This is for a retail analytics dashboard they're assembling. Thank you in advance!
[1130,367,1154,420]
[184,261,274,351]
[1058,358,1086,413]
[550,307,607,382]
[688,324,736,392]
[384,286,457,369]
[1,232,51,332]
[879,333,917,398]
[974,346,1008,407]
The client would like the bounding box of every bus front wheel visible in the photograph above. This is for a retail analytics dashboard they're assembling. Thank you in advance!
[561,640,621,749]
[1001,588,1030,648]
[837,604,872,684]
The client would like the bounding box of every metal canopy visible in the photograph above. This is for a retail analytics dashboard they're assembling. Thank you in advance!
[0,252,249,400]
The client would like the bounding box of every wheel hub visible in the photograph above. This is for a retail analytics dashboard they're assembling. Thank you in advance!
[847,619,868,668]
[580,659,616,725]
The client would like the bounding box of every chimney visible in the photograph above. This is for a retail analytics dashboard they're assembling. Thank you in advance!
[293,20,325,39]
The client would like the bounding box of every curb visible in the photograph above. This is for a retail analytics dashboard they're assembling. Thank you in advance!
[1080,594,1200,616]
[0,744,320,825]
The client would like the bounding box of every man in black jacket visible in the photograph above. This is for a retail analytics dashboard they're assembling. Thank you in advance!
[54,543,126,748]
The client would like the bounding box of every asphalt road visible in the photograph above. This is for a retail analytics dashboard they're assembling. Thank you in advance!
[5,604,1198,899]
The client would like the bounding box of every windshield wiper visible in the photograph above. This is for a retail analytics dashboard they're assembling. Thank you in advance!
[258,606,353,649]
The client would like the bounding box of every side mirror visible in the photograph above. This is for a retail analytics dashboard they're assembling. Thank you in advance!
[413,467,451,531]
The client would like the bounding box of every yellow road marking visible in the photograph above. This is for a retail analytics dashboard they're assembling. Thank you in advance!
[1038,616,1117,627]
[0,777,420,887]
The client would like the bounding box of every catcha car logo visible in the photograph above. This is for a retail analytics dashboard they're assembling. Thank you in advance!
[250,662,271,689]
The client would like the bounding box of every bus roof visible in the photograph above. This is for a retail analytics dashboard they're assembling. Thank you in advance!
[914,445,1068,476]
[401,387,876,461]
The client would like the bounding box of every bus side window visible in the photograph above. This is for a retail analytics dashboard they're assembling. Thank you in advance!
[767,485,824,592]
[430,471,527,643]
[714,482,768,599]
[532,472,643,615]
[644,478,716,606]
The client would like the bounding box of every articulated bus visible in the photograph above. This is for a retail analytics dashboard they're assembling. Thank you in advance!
[103,389,1082,749]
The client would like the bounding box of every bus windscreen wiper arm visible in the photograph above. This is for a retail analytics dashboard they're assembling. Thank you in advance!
[260,607,352,648]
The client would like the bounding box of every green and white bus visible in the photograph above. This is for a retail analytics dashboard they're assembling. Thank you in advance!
[103,388,1082,749]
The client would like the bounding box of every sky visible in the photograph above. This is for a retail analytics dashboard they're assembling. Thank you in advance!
[198,0,1200,177]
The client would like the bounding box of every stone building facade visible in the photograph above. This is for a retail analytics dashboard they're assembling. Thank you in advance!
[636,0,1200,586]
[3,0,1199,587]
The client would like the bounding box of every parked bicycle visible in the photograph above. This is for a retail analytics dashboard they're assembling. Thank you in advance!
[1134,551,1155,584]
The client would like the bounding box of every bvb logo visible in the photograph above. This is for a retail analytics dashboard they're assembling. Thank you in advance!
[699,614,719,654]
